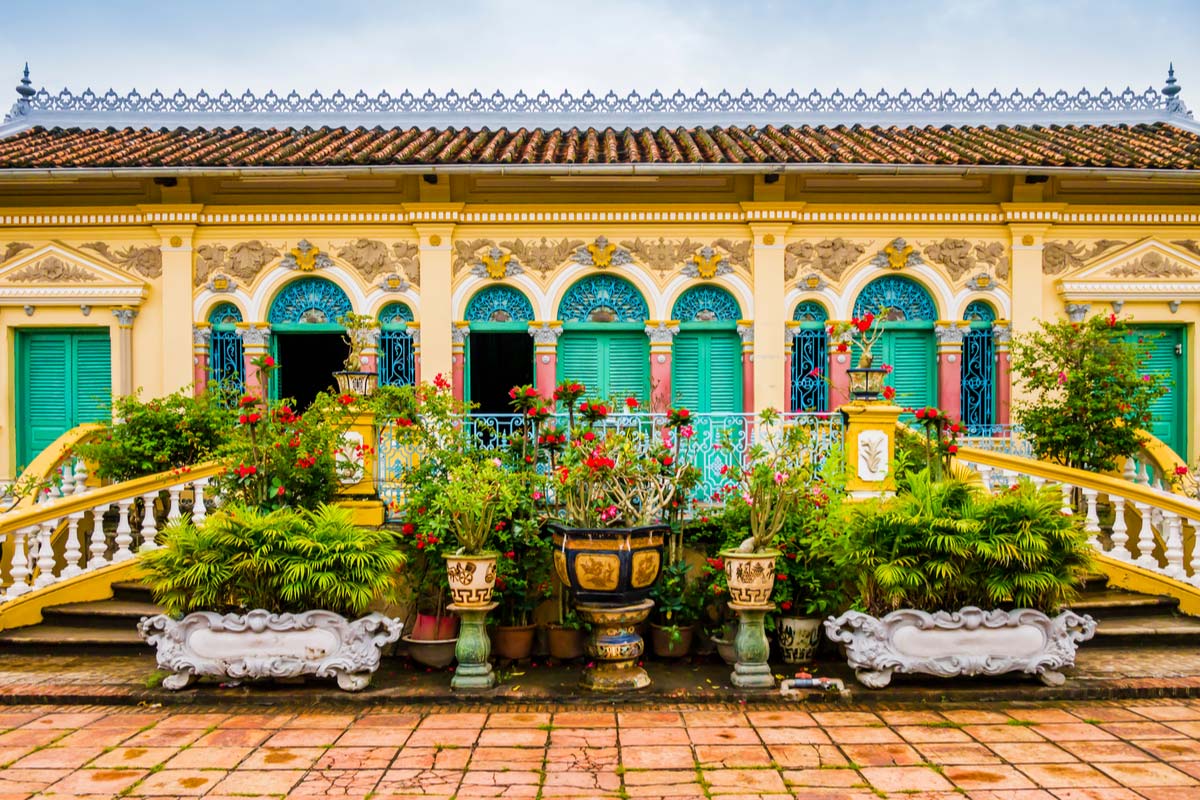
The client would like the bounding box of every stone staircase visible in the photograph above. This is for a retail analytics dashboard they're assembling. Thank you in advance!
[1070,573,1200,645]
[0,582,158,653]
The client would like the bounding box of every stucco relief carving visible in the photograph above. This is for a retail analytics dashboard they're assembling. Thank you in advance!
[784,238,868,281]
[573,236,632,269]
[391,242,420,286]
[334,239,421,287]
[921,239,1007,281]
[857,429,889,481]
[452,238,496,276]
[194,241,281,287]
[1106,252,1197,278]
[1042,240,1126,275]
[501,238,584,277]
[621,237,701,274]
[871,237,922,271]
[1170,240,1200,259]
[619,238,751,277]
[5,255,99,283]
[81,242,162,279]
[1,242,32,263]
[280,240,333,271]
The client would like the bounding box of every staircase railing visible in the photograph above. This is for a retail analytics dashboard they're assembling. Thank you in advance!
[957,445,1200,610]
[0,463,224,611]
[1,424,104,515]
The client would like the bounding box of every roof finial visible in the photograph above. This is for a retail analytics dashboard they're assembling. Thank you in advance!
[1162,63,1188,115]
[15,62,34,100]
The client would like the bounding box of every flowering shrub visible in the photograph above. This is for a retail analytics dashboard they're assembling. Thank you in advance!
[423,457,527,555]
[911,406,961,482]
[828,310,888,367]
[492,518,553,627]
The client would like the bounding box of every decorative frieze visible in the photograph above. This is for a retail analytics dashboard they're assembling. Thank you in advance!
[5,255,98,283]
[934,324,966,346]
[279,240,333,272]
[870,237,922,271]
[81,242,162,279]
[784,238,868,281]
[194,240,280,288]
[621,237,701,275]
[921,239,1007,281]
[528,322,563,346]
[335,239,420,287]
[1,242,32,263]
[1106,251,1196,278]
[1170,240,1200,258]
[452,238,495,276]
[500,237,583,277]
[573,237,632,270]
[236,324,272,348]
[1042,240,1126,275]
[644,322,679,344]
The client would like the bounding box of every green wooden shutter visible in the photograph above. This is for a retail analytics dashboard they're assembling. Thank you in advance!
[557,334,602,392]
[707,333,743,413]
[604,333,649,400]
[1136,327,1186,456]
[886,330,935,411]
[671,332,703,410]
[16,330,111,467]
[73,332,113,423]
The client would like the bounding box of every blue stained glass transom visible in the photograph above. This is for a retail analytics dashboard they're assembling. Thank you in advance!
[671,285,741,322]
[380,328,415,387]
[207,302,242,326]
[963,300,997,323]
[793,301,829,323]
[465,287,534,323]
[852,276,937,321]
[379,302,414,326]
[791,328,828,412]
[268,278,353,326]
[558,275,649,323]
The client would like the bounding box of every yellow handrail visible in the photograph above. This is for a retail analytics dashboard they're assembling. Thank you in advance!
[4,424,105,512]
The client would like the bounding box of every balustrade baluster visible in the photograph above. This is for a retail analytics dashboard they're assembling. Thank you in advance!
[73,459,88,496]
[1132,500,1158,569]
[112,498,134,562]
[61,511,85,579]
[192,479,208,524]
[33,520,57,589]
[1187,519,1200,587]
[1060,484,1074,515]
[1082,488,1101,534]
[140,492,159,550]
[87,504,110,570]
[975,464,993,492]
[5,526,35,598]
[1162,511,1186,580]
[1110,497,1129,559]
[1123,458,1136,482]
[166,486,182,522]
[58,464,74,498]
[1030,476,1045,489]
[46,473,62,502]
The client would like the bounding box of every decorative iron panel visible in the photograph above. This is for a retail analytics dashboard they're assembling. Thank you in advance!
[793,301,829,322]
[671,285,741,322]
[852,276,937,321]
[791,328,828,412]
[379,302,414,325]
[207,302,242,325]
[268,277,352,325]
[961,328,994,427]
[208,329,245,393]
[464,286,534,323]
[963,300,997,322]
[379,329,415,387]
[558,275,649,323]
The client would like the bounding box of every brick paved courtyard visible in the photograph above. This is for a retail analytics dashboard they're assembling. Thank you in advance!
[1,701,1199,799]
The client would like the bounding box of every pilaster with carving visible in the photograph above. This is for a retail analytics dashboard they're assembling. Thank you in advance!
[407,323,422,384]
[112,306,138,397]
[192,324,211,397]
[992,321,1013,425]
[528,322,563,400]
[451,322,470,403]
[736,321,756,413]
[645,322,679,412]
[236,323,272,398]
[935,322,969,422]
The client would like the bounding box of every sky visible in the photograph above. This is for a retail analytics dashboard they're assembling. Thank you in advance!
[7,0,1198,99]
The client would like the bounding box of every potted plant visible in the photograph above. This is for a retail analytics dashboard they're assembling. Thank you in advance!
[138,504,404,691]
[546,602,587,661]
[394,511,458,668]
[826,470,1098,687]
[334,311,380,395]
[648,560,701,658]
[828,311,889,401]
[491,521,553,661]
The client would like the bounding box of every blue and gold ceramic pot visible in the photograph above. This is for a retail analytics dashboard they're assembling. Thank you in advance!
[547,523,667,605]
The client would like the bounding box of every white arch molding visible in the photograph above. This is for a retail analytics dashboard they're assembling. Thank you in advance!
[545,264,662,320]
[366,287,422,321]
[953,290,1012,320]
[247,265,371,322]
[452,272,545,321]
[194,290,252,322]
[783,289,838,321]
[838,264,957,320]
[661,273,753,320]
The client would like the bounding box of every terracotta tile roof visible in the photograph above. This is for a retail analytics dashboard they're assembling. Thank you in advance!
[1,122,1198,169]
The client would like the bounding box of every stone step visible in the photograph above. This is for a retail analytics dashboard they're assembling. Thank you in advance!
[1090,612,1200,645]
[0,623,150,654]
[40,599,163,629]
[111,581,155,603]
[1068,588,1180,617]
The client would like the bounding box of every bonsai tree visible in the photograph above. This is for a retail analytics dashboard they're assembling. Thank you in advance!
[336,312,379,373]
[1011,313,1167,471]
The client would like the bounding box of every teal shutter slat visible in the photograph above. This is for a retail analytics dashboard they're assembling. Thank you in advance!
[671,333,703,410]
[706,333,743,412]
[20,334,72,466]
[73,333,112,423]
[886,330,935,411]
[1134,327,1186,456]
[605,334,649,401]
[557,334,602,392]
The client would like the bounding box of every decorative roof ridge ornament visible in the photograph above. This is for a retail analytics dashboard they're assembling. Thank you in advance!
[4,65,1191,128]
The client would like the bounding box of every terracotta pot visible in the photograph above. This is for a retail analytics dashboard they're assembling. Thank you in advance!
[650,623,694,658]
[721,549,780,605]
[546,523,667,605]
[546,624,586,661]
[411,613,458,640]
[444,553,498,606]
[777,616,823,664]
[402,635,457,669]
[492,624,536,661]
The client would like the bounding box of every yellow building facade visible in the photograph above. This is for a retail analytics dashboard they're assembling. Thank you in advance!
[1,70,1199,479]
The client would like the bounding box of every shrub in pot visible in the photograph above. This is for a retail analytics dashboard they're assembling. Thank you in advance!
[826,470,1098,687]
[648,560,702,658]
[333,311,380,395]
[138,504,404,691]
[546,605,587,661]
[491,517,553,661]
[393,510,458,667]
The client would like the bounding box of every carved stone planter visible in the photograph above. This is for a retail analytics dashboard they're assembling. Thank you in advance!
[444,553,498,606]
[547,523,666,605]
[138,609,402,691]
[721,549,779,605]
[824,607,1097,688]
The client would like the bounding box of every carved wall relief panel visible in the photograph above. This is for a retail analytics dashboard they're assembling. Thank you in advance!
[921,239,1008,281]
[500,238,584,278]
[195,241,281,287]
[336,239,421,287]
[4,255,98,283]
[1,242,33,264]
[1106,252,1197,278]
[1042,240,1126,275]
[784,238,869,281]
[80,242,163,279]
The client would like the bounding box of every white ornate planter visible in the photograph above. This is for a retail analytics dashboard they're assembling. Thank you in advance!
[824,607,1096,688]
[138,609,402,692]
[777,616,823,664]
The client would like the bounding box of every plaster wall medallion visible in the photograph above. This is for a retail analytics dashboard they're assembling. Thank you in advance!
[856,429,888,481]
[824,606,1096,688]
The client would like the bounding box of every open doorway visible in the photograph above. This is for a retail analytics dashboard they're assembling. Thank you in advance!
[469,331,534,415]
[274,332,345,409]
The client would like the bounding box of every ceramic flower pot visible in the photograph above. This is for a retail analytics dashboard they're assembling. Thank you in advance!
[402,634,458,669]
[444,553,498,606]
[710,636,738,665]
[721,549,780,605]
[334,370,377,395]
[546,624,586,661]
[650,623,694,658]
[492,624,536,661]
[777,616,823,664]
[411,613,459,640]
[546,523,667,605]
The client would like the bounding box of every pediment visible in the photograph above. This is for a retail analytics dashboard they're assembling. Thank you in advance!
[1064,238,1200,282]
[0,243,148,306]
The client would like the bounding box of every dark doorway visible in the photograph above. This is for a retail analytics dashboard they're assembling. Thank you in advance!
[275,333,346,409]
[469,332,534,415]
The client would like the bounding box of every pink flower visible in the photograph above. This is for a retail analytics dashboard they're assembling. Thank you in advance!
[741,493,753,506]
[1058,371,1068,385]
[491,457,503,467]
[532,491,544,500]
[774,471,788,485]
[679,425,694,439]
[807,367,821,378]
[882,363,894,374]
[1142,374,1153,382]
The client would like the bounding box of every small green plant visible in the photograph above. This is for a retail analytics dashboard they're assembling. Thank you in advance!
[425,457,525,555]
[648,560,704,643]
[336,311,380,372]
[142,503,403,617]
[492,518,553,627]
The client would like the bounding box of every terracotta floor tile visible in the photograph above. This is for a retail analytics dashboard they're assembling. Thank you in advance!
[840,742,923,766]
[153,713,229,729]
[1100,721,1186,739]
[782,767,864,787]
[121,727,205,747]
[552,711,616,728]
[19,711,105,729]
[745,710,817,727]
[289,767,385,797]
[1136,738,1200,760]
[764,743,823,768]
[459,769,542,789]
[680,711,748,727]
[618,711,683,727]
[0,744,35,764]
[552,727,617,747]
[1163,720,1200,736]
[8,744,105,768]
[755,726,831,745]
[1069,706,1147,723]
[208,768,307,795]
[1015,763,1118,788]
[163,745,253,769]
[405,727,481,747]
[620,745,694,770]
[621,769,700,788]
[487,712,552,728]
[1031,724,1116,742]
[878,710,947,725]
[217,713,293,729]
[1057,740,1154,762]
[964,724,1047,743]
[545,746,619,769]
[281,712,357,729]
[355,712,422,728]
[619,727,695,746]
[942,710,1013,725]
[336,727,414,746]
[967,791,1057,800]
[1175,761,1200,780]
[0,712,46,729]
[47,767,150,795]
[1128,705,1200,721]
[916,742,1004,765]
[0,728,66,747]
[260,728,343,748]
[988,742,1079,763]
[1048,790,1145,800]
[1093,761,1199,786]
[810,712,882,727]
[87,712,166,728]
[478,727,549,747]
[1010,709,1084,724]
[693,744,773,767]
[129,769,221,796]
[790,791,880,800]
[54,726,143,746]
[1135,788,1200,800]
[943,765,1038,790]
[391,747,471,770]
[416,712,488,729]
[539,769,621,795]
[91,745,179,768]
[860,765,954,792]
[194,728,273,747]
[824,726,903,744]
[469,746,547,770]
[688,726,761,745]
[238,746,325,769]
[896,725,972,743]
[0,768,72,794]
[701,768,789,794]
[311,745,399,770]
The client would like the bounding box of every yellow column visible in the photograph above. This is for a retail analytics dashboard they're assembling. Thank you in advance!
[748,222,790,413]
[111,307,138,397]
[841,402,904,498]
[153,223,198,395]
[1007,223,1050,338]
[413,222,456,387]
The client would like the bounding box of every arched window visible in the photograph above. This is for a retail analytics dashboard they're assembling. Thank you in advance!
[378,302,415,387]
[852,276,937,321]
[961,300,997,428]
[791,301,829,412]
[852,277,938,412]
[558,275,649,323]
[207,303,244,393]
[671,286,742,412]
[268,277,353,326]
[671,285,741,322]
[557,276,650,398]
[464,286,534,323]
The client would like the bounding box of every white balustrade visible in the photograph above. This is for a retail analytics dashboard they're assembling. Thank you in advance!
[1132,500,1158,569]
[33,520,57,589]
[1060,484,1074,515]
[192,479,208,524]
[112,498,135,562]
[166,487,182,523]
[87,505,109,570]
[61,511,85,579]
[1161,511,1185,580]
[1109,496,1129,559]
[73,459,89,496]
[140,492,159,550]
[6,526,34,598]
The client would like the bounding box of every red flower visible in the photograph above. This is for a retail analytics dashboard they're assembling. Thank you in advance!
[275,485,286,497]
[1175,465,1189,476]
[433,373,451,390]
[238,395,257,408]
[836,341,849,353]
[505,550,516,559]
[883,386,896,400]
[947,444,959,455]
[582,431,596,442]
[401,523,416,535]
[397,417,413,427]
[807,366,821,378]
[679,408,689,418]
[780,601,793,612]
[525,387,537,397]
[625,396,639,409]
[915,408,926,419]
[337,394,355,406]
[660,455,674,466]
[776,573,787,581]
[263,355,275,367]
